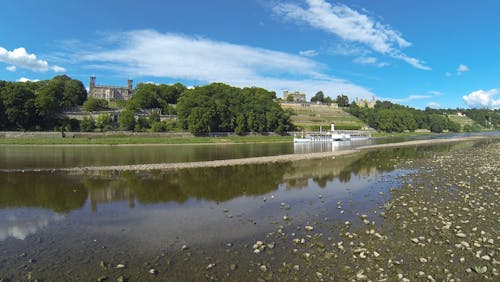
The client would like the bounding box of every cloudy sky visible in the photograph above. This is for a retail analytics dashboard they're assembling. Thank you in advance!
[1,0,499,109]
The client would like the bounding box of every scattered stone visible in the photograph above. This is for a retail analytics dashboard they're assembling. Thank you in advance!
[481,255,491,261]
[304,226,314,231]
[207,263,216,270]
[116,264,126,269]
[149,268,157,275]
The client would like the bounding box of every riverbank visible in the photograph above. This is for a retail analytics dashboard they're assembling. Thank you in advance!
[1,132,498,281]
[0,134,293,146]
[3,135,491,173]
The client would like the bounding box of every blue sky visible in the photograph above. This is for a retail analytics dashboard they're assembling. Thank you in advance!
[1,0,500,109]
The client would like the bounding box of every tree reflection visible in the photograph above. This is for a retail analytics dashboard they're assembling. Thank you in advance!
[0,143,460,213]
[0,172,87,213]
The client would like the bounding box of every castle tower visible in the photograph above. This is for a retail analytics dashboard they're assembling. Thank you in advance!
[89,76,96,97]
[127,79,133,92]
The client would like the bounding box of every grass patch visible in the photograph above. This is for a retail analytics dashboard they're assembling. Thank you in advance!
[0,135,294,145]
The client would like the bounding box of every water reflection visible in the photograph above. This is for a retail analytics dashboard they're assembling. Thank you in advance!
[293,138,373,154]
[0,209,63,241]
[0,144,455,215]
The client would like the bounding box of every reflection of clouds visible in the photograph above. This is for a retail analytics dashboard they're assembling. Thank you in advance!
[0,209,64,241]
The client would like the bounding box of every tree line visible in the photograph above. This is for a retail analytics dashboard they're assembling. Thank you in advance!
[0,77,294,135]
[0,75,86,131]
[176,83,294,135]
[2,75,498,134]
[347,100,497,133]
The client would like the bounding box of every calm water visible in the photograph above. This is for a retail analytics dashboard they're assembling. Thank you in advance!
[0,139,376,170]
[0,142,467,281]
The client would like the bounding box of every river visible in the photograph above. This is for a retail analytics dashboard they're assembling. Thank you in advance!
[0,136,498,281]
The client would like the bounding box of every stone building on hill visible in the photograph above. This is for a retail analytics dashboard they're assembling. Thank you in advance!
[354,96,377,108]
[283,91,307,103]
[89,76,133,102]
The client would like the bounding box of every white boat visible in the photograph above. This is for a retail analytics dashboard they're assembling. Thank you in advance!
[293,124,367,143]
[293,133,350,143]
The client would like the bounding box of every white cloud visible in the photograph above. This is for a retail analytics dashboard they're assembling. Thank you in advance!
[299,49,318,57]
[6,65,16,72]
[353,56,388,67]
[427,102,441,108]
[18,77,40,83]
[445,72,452,77]
[273,0,430,70]
[457,64,469,75]
[330,42,370,57]
[0,47,65,72]
[428,90,443,96]
[463,89,500,109]
[73,29,375,100]
[381,94,431,103]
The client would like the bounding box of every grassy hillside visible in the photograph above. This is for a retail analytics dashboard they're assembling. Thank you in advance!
[447,114,483,130]
[280,103,366,130]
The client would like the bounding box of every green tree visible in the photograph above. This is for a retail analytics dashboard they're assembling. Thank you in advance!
[336,94,350,107]
[187,107,212,136]
[83,97,108,111]
[150,121,168,132]
[2,83,37,130]
[62,78,87,107]
[135,116,150,131]
[149,111,161,123]
[119,110,136,131]
[80,117,95,132]
[311,91,325,103]
[95,113,112,132]
[447,120,461,132]
[428,114,447,133]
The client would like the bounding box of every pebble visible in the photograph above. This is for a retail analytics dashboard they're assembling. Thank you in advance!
[304,225,314,231]
[116,264,126,269]
[481,255,491,261]
[207,263,216,270]
[149,268,157,275]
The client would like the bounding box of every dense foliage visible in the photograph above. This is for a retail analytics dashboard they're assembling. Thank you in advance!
[127,82,186,114]
[348,100,464,133]
[177,83,294,136]
[0,75,86,130]
[2,75,498,134]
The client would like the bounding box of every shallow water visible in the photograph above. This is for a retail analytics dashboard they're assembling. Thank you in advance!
[0,142,469,281]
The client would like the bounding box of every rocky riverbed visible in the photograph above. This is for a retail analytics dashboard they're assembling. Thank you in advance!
[0,139,498,281]
[167,139,498,281]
